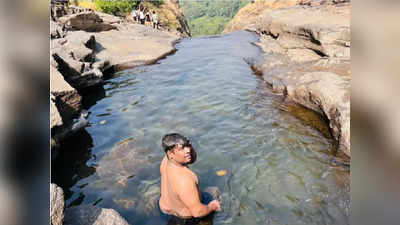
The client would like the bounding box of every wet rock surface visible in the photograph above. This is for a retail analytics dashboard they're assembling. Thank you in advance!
[96,139,153,186]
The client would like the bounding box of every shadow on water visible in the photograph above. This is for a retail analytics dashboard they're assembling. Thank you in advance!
[51,129,96,202]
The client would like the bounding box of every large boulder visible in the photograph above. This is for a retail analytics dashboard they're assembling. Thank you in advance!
[94,23,179,69]
[223,0,301,34]
[50,183,65,225]
[59,11,118,32]
[50,20,67,39]
[96,139,153,186]
[51,32,104,90]
[50,65,82,122]
[64,205,130,225]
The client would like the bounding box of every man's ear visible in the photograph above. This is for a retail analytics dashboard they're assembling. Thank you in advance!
[167,149,174,159]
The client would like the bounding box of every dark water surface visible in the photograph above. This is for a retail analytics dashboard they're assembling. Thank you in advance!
[52,31,349,225]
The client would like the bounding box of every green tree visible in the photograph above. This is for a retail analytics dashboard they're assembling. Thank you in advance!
[180,0,249,36]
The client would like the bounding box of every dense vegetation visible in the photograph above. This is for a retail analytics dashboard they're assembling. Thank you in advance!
[72,0,163,15]
[180,0,249,36]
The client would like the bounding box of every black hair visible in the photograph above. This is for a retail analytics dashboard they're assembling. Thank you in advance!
[161,133,190,153]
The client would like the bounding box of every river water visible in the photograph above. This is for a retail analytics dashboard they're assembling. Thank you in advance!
[52,31,349,225]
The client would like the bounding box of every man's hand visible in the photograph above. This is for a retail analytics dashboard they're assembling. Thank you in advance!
[208,200,221,212]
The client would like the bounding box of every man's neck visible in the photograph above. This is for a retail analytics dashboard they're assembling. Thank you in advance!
[168,158,186,168]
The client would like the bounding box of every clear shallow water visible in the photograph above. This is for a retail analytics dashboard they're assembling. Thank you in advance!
[52,31,349,225]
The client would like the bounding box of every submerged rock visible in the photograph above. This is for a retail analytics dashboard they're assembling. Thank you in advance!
[204,186,221,201]
[136,184,161,216]
[96,139,153,186]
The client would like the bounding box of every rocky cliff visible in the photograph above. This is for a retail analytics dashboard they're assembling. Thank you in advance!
[225,0,351,158]
[156,0,190,36]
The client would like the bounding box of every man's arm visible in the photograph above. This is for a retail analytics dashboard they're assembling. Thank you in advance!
[176,176,220,218]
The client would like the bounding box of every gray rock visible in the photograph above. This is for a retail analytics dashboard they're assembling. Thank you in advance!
[51,39,85,76]
[65,31,97,51]
[64,205,130,225]
[51,33,103,90]
[59,11,117,32]
[50,183,65,225]
[50,94,63,129]
[286,72,350,156]
[96,139,153,186]
[136,184,161,216]
[50,65,82,121]
[240,2,351,157]
[92,59,111,72]
[68,5,93,14]
[51,1,68,21]
[256,3,350,62]
[204,186,221,200]
[94,23,179,69]
[95,11,123,25]
[254,57,351,157]
[70,110,89,133]
[50,20,66,39]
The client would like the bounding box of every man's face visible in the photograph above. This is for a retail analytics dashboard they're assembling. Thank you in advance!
[169,144,192,164]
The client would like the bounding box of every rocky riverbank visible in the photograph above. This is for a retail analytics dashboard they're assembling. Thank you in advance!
[224,0,351,158]
[50,2,189,224]
[50,4,186,157]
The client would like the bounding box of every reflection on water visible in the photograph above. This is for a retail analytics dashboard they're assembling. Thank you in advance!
[52,31,349,225]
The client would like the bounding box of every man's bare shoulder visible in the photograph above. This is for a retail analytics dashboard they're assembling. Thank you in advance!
[167,166,194,181]
[174,170,197,189]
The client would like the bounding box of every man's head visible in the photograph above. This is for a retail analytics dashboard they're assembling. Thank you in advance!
[162,133,196,165]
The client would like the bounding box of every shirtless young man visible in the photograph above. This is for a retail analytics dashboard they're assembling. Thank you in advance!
[159,133,221,220]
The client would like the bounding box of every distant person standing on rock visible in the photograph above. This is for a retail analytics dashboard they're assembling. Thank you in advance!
[139,8,145,25]
[145,11,151,25]
[131,8,137,22]
[152,11,159,29]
